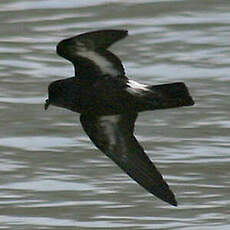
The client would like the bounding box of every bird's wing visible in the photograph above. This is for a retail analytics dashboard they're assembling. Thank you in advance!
[56,30,127,78]
[80,112,177,206]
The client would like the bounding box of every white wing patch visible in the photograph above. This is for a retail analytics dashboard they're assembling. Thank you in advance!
[100,116,117,145]
[126,80,150,96]
[99,115,127,154]
[99,115,119,151]
[77,46,119,76]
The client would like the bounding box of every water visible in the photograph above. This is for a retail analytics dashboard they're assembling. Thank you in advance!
[1,0,230,229]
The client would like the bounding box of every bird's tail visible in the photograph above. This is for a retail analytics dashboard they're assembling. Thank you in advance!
[147,82,194,110]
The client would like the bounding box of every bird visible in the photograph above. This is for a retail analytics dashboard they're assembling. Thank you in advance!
[45,29,194,206]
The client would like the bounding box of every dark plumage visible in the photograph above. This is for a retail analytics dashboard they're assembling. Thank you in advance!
[45,30,194,206]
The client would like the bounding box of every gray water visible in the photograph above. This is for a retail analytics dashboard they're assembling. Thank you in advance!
[1,0,230,229]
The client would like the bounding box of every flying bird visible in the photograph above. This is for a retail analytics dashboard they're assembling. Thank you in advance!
[45,30,194,206]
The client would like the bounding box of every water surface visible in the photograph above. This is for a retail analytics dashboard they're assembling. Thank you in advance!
[1,0,230,229]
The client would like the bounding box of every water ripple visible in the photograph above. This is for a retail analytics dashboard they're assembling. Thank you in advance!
[1,0,230,229]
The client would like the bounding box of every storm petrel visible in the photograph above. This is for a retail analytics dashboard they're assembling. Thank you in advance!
[45,30,194,206]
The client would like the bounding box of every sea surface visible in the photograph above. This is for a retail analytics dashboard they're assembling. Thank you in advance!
[1,0,230,229]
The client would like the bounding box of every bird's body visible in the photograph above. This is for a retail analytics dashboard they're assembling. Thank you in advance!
[45,29,194,206]
[48,75,192,116]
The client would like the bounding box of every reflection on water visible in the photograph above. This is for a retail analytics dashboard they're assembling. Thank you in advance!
[1,0,230,229]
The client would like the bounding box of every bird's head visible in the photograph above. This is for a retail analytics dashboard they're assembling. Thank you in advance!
[45,80,64,110]
[45,78,78,111]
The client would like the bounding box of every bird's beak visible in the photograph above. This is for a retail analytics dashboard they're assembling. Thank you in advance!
[44,99,50,110]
